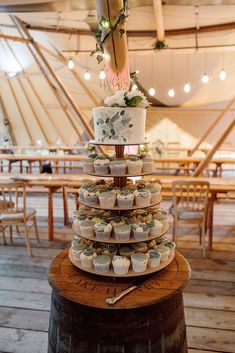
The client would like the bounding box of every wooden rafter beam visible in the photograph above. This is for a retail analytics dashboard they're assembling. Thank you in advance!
[153,0,165,42]
[0,33,30,43]
[193,119,235,176]
[24,21,235,38]
[189,95,235,156]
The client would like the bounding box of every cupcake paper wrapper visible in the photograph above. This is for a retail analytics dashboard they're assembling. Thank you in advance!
[109,165,126,175]
[80,228,94,237]
[133,230,149,241]
[93,262,110,273]
[135,196,151,207]
[112,264,130,275]
[99,198,116,208]
[94,165,109,175]
[117,198,134,208]
[114,232,131,241]
[95,231,111,241]
[84,196,98,207]
[127,165,143,175]
[148,257,161,268]
[131,260,148,273]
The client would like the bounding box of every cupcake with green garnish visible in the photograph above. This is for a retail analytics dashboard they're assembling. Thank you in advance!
[147,250,161,268]
[82,158,95,174]
[112,255,130,275]
[89,241,102,255]
[93,255,111,273]
[114,224,131,241]
[132,242,148,253]
[142,158,154,173]
[109,159,126,175]
[131,253,148,273]
[163,240,176,257]
[78,182,93,202]
[101,243,117,257]
[134,188,151,207]
[119,246,135,258]
[94,222,112,241]
[147,219,163,237]
[71,239,87,261]
[132,223,150,241]
[98,191,116,208]
[117,188,134,208]
[79,220,95,237]
[83,187,99,207]
[152,208,168,231]
[156,245,170,261]
[94,156,110,175]
[149,183,161,203]
[80,248,97,268]
[110,215,125,226]
[126,155,143,174]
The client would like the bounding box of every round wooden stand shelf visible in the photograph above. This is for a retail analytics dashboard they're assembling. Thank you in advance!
[48,248,190,353]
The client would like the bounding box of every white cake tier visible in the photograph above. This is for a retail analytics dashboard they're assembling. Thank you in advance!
[93,107,146,145]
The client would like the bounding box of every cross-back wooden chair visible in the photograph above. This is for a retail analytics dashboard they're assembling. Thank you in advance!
[0,182,39,256]
[172,180,209,257]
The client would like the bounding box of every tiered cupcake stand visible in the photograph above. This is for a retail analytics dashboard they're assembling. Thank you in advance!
[69,142,175,277]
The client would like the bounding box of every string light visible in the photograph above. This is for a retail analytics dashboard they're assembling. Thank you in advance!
[148,87,156,96]
[219,69,226,80]
[184,82,191,93]
[67,58,74,70]
[84,71,91,80]
[99,70,105,80]
[201,73,209,84]
[168,88,175,97]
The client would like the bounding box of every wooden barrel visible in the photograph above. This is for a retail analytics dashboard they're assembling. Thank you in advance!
[48,249,190,353]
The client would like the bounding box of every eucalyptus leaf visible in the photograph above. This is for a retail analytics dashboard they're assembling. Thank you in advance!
[127,96,143,107]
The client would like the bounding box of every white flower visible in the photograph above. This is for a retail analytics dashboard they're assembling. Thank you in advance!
[104,90,126,107]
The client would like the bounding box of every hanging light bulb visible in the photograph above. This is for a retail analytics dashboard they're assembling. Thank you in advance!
[84,71,91,80]
[201,73,209,84]
[99,70,105,80]
[168,88,175,97]
[219,69,226,80]
[148,87,156,96]
[184,82,191,93]
[132,84,138,91]
[67,58,74,70]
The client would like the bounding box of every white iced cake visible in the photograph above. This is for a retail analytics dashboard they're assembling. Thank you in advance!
[93,107,146,144]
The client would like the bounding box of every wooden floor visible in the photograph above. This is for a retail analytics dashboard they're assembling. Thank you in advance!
[0,193,234,353]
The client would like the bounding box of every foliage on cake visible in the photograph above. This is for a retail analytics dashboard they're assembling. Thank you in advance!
[104,90,149,108]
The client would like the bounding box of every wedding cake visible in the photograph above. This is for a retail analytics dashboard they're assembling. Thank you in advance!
[92,90,149,145]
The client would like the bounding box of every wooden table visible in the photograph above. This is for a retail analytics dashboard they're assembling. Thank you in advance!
[48,249,190,353]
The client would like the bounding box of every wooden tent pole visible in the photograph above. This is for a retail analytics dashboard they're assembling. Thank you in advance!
[14,17,95,141]
[0,93,17,144]
[153,0,165,42]
[193,119,235,176]
[189,96,235,156]
[7,78,33,142]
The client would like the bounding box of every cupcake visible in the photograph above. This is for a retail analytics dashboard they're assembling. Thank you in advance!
[132,223,150,241]
[109,159,126,175]
[156,245,170,261]
[132,242,148,253]
[142,158,154,173]
[99,191,116,208]
[94,156,110,175]
[117,189,134,208]
[93,255,111,273]
[94,222,112,241]
[114,224,131,241]
[152,209,168,232]
[101,244,117,257]
[147,219,163,237]
[147,250,161,268]
[83,187,99,207]
[71,239,87,261]
[149,183,161,203]
[126,155,143,174]
[80,248,97,268]
[79,220,95,237]
[134,189,151,207]
[112,255,130,275]
[89,241,102,255]
[73,213,87,233]
[119,246,135,258]
[163,240,176,257]
[131,253,148,272]
[82,158,95,173]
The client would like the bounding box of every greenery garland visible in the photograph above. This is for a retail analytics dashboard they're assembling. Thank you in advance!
[91,0,128,64]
